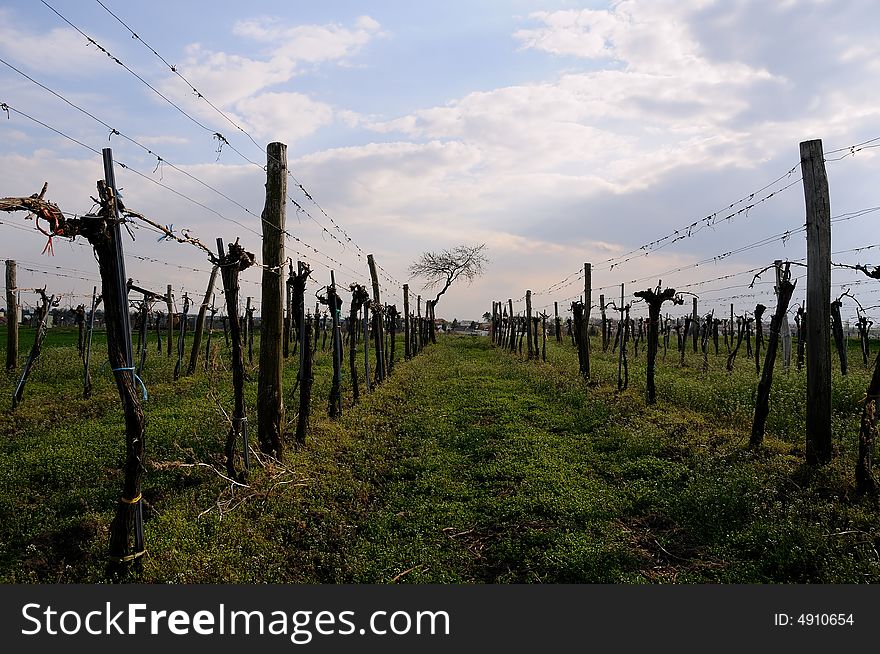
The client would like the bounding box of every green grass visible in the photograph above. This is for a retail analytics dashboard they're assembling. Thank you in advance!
[0,326,878,583]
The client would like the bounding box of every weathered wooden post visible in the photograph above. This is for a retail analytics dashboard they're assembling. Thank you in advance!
[348,284,369,401]
[691,297,699,353]
[363,300,372,392]
[241,297,249,362]
[100,149,146,577]
[801,138,832,465]
[388,304,397,374]
[165,284,173,357]
[173,293,190,381]
[204,294,217,370]
[507,298,515,353]
[617,284,625,390]
[246,298,255,365]
[526,290,534,359]
[403,284,411,359]
[730,304,734,354]
[541,311,547,361]
[584,263,591,378]
[295,313,314,445]
[750,264,796,448]
[75,304,86,357]
[283,263,293,359]
[155,310,162,353]
[5,260,17,372]
[135,296,149,376]
[795,303,806,371]
[367,254,386,382]
[83,287,99,398]
[554,301,561,342]
[187,264,218,376]
[257,141,287,460]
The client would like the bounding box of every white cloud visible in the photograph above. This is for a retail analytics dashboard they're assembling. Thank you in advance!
[155,15,382,143]
[0,9,116,76]
[233,92,335,144]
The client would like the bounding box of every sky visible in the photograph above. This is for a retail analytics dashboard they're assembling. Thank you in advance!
[1,0,880,324]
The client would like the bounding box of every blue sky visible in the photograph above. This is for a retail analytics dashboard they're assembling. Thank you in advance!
[2,0,880,322]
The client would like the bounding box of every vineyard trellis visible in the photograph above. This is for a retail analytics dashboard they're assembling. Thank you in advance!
[488,138,880,498]
[1,134,433,576]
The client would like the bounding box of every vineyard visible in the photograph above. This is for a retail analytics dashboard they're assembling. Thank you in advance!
[2,1,880,587]
[1,322,878,583]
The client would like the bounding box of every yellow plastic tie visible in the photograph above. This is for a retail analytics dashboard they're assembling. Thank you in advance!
[111,550,146,563]
[120,493,142,504]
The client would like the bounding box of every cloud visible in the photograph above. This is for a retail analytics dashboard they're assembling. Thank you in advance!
[153,15,381,144]
[170,16,382,107]
[233,92,335,144]
[0,9,117,77]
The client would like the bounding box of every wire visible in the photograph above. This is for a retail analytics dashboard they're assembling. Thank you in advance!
[86,0,398,282]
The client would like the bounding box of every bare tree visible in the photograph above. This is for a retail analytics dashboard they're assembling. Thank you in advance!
[409,243,488,342]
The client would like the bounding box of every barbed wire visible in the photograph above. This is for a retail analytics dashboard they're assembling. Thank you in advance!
[43,0,401,287]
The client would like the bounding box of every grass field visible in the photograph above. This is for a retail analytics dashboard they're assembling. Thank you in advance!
[0,325,878,583]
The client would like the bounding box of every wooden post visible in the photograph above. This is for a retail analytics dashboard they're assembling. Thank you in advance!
[691,297,699,353]
[295,314,314,445]
[403,284,411,360]
[554,301,561,342]
[283,263,292,359]
[257,141,287,460]
[617,283,625,391]
[600,294,607,352]
[5,260,17,371]
[363,301,372,392]
[730,304,734,354]
[328,271,343,418]
[100,149,145,577]
[204,294,216,370]
[388,304,397,374]
[165,284,173,357]
[801,138,832,465]
[507,299,515,353]
[173,293,190,381]
[246,298,255,365]
[83,287,98,398]
[186,264,218,376]
[367,254,386,382]
[136,296,149,377]
[584,263,591,378]
[526,290,534,359]
[796,303,806,371]
[155,310,162,353]
[541,311,547,361]
[349,284,369,402]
